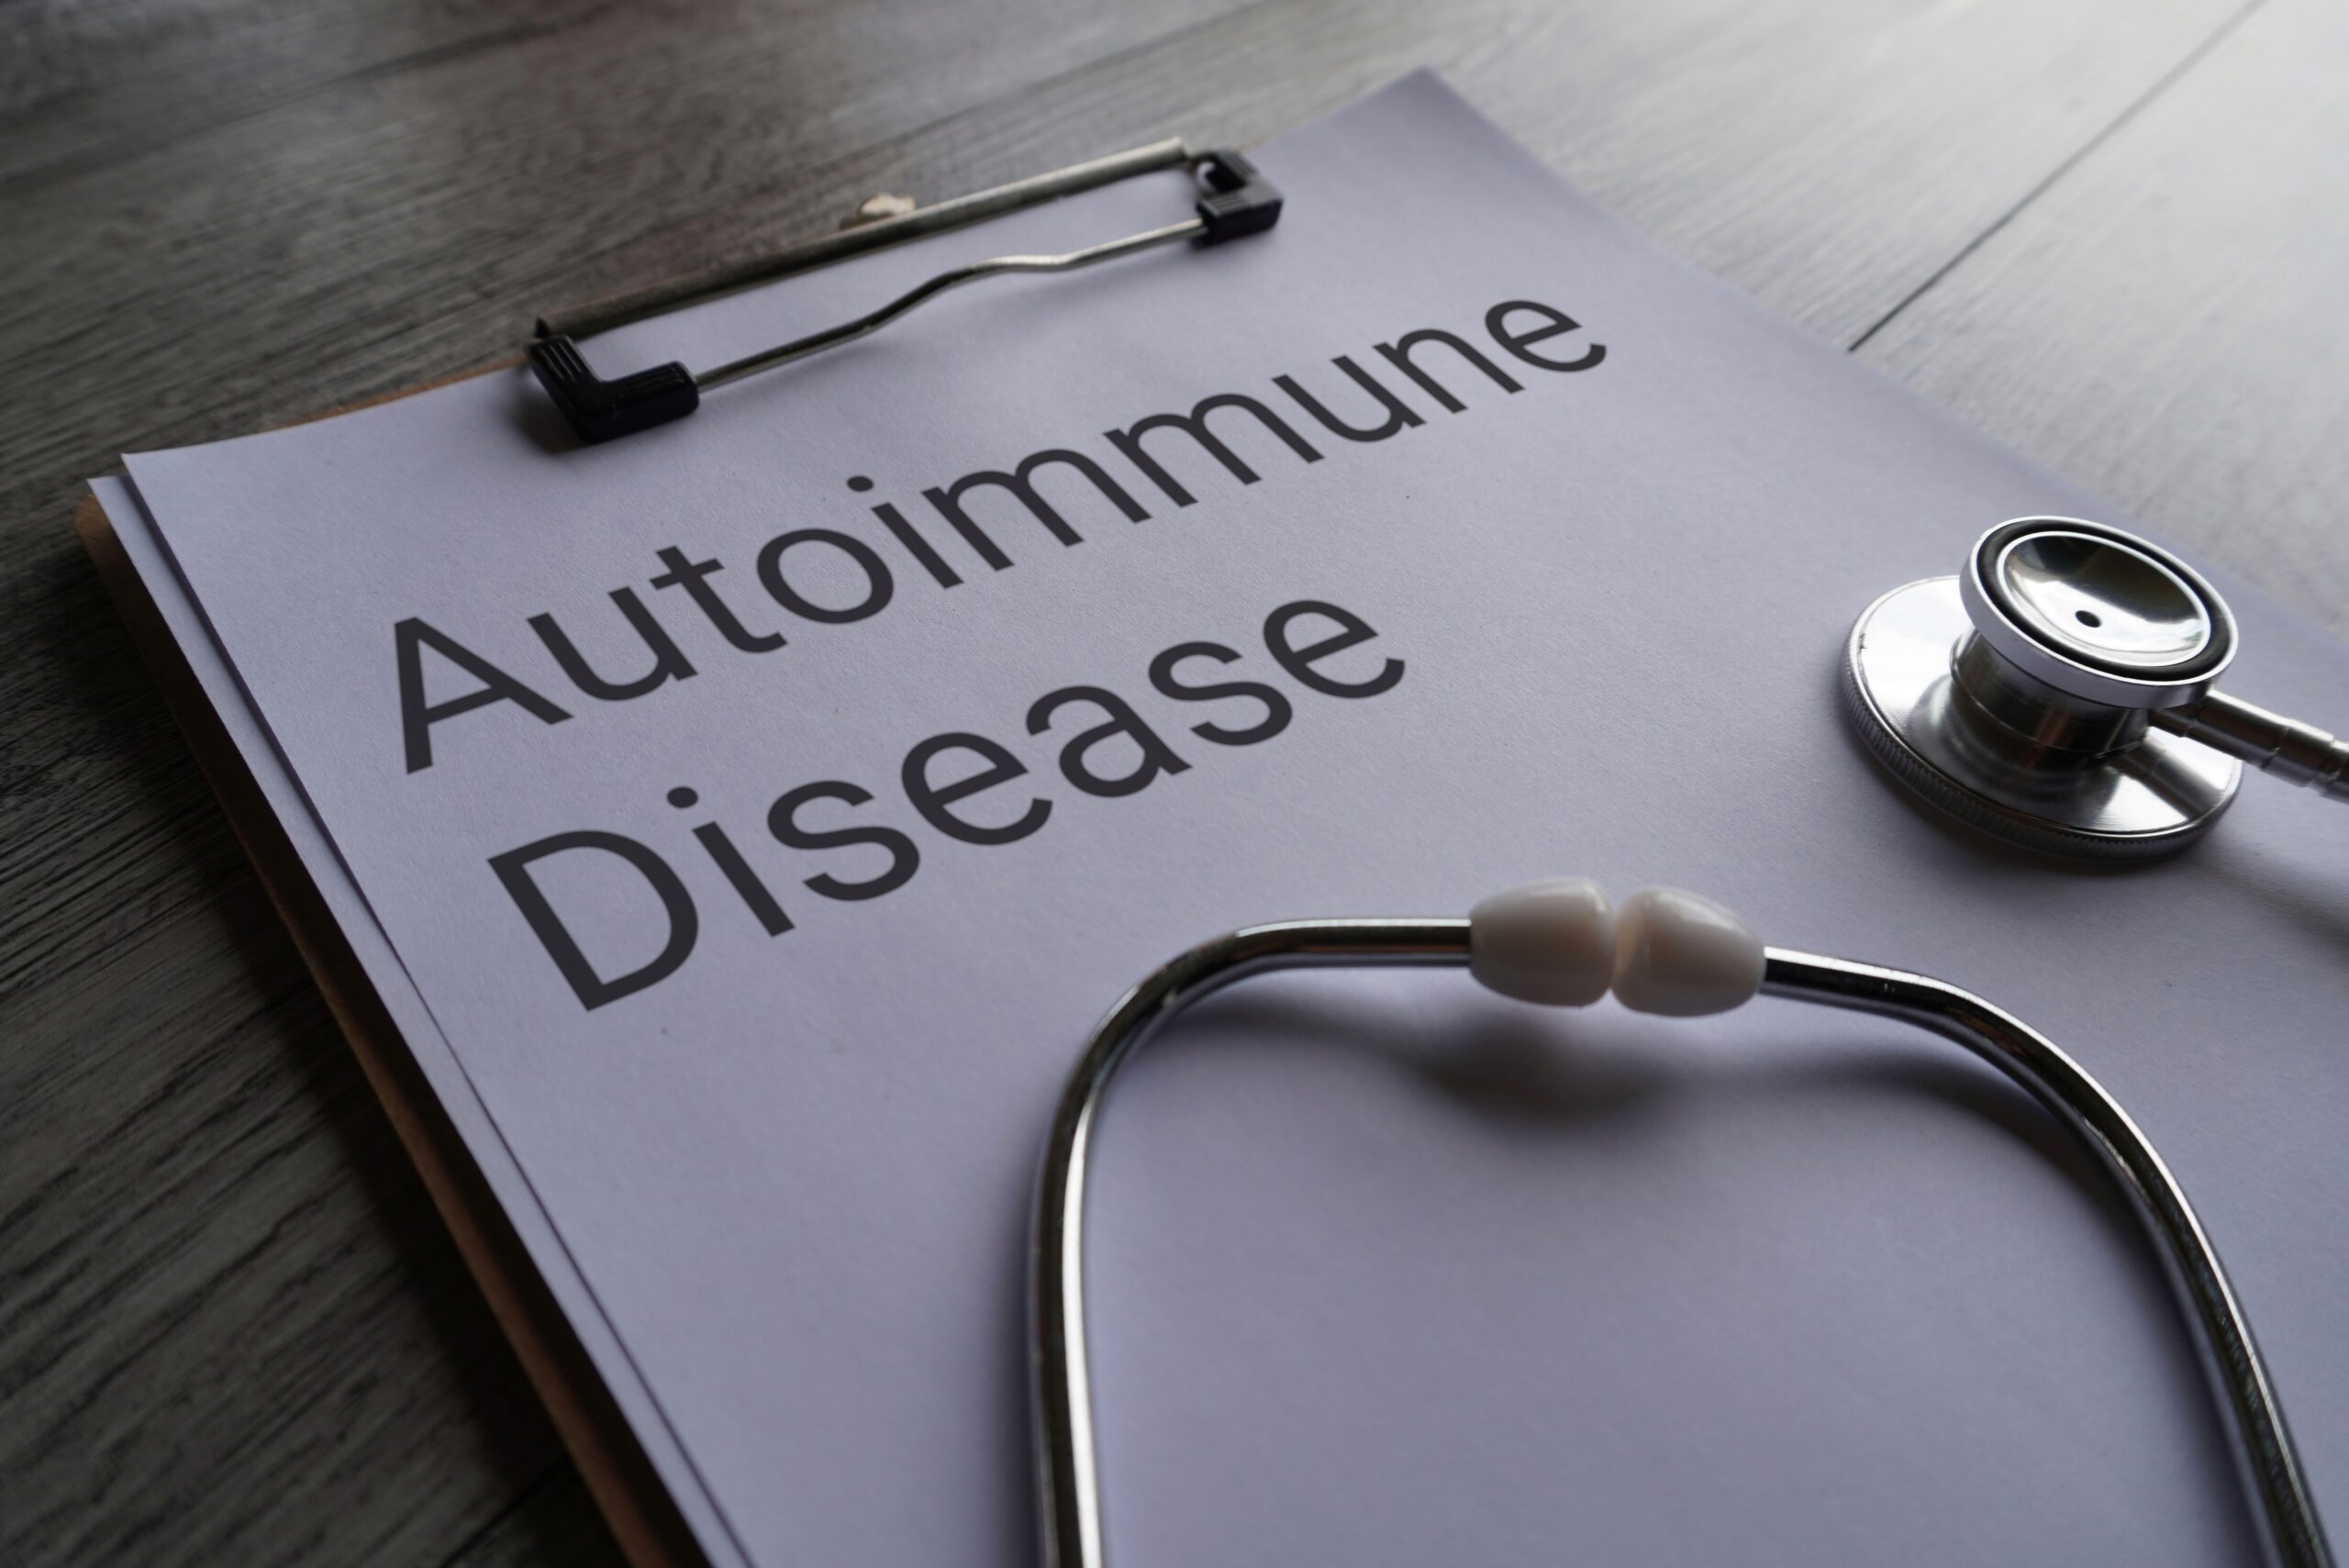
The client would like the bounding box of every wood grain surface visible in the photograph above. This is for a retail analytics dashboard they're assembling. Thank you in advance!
[3,2,2342,1564]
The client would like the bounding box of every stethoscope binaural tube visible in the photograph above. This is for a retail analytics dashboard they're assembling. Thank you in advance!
[1029,880,2333,1568]
[1844,517,2348,862]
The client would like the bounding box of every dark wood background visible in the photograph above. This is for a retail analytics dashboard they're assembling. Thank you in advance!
[4,1,2343,1563]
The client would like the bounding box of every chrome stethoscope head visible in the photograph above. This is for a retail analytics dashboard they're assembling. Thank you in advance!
[1960,517,2236,715]
[1844,517,2346,862]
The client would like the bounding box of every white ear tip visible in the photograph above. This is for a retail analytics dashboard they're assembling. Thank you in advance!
[1610,887,1763,1016]
[1469,879,1615,1006]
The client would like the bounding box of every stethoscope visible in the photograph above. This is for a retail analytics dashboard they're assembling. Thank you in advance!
[1843,516,2346,860]
[1027,881,2335,1567]
[1024,521,2349,1565]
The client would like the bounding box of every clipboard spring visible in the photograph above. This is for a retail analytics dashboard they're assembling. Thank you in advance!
[528,144,1283,445]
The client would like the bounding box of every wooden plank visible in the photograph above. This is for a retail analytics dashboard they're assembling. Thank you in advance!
[0,1,2299,1564]
[1856,0,2349,635]
[0,0,1269,191]
[443,1466,629,1568]
[0,0,608,188]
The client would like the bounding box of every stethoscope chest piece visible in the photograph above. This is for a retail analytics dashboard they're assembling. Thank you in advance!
[1842,517,2246,861]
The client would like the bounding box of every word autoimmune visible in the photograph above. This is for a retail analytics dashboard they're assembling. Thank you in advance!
[492,598,1403,1009]
[396,295,1603,773]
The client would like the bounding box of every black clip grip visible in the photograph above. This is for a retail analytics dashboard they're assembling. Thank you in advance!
[1191,150,1283,243]
[528,335,701,444]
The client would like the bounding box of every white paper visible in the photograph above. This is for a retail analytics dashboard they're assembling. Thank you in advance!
[111,75,2349,1566]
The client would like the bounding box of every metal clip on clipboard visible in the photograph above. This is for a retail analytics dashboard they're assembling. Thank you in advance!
[528,144,1284,444]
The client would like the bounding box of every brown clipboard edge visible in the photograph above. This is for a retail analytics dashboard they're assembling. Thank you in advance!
[75,368,711,1568]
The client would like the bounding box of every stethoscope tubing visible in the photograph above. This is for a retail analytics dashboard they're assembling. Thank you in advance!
[1029,920,2331,1568]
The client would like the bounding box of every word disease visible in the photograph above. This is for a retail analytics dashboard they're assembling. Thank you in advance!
[396,295,1606,1008]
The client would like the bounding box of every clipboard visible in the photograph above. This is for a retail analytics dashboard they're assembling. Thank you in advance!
[70,70,2349,1565]
[72,133,1287,1568]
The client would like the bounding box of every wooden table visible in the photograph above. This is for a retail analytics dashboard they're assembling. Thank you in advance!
[4,2,2343,1562]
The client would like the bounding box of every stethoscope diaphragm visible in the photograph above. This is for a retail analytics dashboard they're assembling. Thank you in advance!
[1842,517,2343,861]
